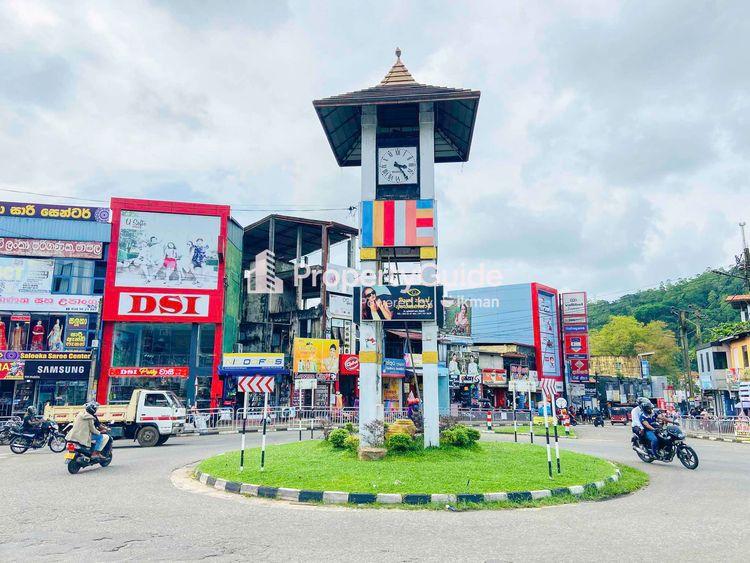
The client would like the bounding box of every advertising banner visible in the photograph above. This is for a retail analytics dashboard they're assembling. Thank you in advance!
[2,350,93,361]
[0,257,54,294]
[536,289,561,380]
[561,292,587,317]
[328,293,353,320]
[63,315,89,349]
[292,338,340,375]
[0,201,110,223]
[0,238,103,259]
[0,357,24,380]
[382,357,406,378]
[564,334,589,355]
[0,294,101,313]
[116,292,211,319]
[108,366,189,378]
[360,199,435,248]
[115,210,220,289]
[222,353,284,371]
[443,298,471,337]
[354,285,438,322]
[481,368,507,386]
[339,354,359,375]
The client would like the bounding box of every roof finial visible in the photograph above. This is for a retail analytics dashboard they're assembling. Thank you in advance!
[395,47,402,60]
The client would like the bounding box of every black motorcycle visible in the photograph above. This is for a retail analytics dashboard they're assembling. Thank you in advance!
[9,419,67,454]
[631,422,699,469]
[0,416,22,445]
[65,435,113,474]
[593,414,604,427]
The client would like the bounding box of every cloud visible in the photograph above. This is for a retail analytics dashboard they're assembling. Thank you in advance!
[0,0,748,300]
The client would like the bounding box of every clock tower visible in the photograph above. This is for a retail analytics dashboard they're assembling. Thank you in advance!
[314,49,480,447]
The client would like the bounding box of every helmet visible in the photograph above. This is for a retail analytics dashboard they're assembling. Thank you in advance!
[84,401,99,415]
[642,402,654,415]
[26,405,36,416]
[638,397,653,409]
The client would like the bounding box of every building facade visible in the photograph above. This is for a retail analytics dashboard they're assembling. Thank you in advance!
[0,201,111,416]
[97,198,239,408]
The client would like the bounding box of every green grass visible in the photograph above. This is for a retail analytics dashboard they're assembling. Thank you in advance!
[197,440,616,495]
[494,424,576,438]
[377,463,649,511]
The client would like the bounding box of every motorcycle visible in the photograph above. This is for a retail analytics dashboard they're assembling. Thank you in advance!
[64,435,113,474]
[593,414,604,427]
[0,416,22,445]
[9,419,67,454]
[631,421,699,469]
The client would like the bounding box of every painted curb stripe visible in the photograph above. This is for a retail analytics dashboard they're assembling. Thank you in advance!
[349,493,377,504]
[193,470,621,506]
[299,490,324,502]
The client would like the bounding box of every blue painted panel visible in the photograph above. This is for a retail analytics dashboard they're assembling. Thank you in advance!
[449,283,534,345]
[0,216,111,242]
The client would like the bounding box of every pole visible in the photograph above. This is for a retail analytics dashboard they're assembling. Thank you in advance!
[676,310,693,410]
[512,387,518,443]
[260,391,268,471]
[542,394,552,479]
[298,383,303,441]
[87,297,104,401]
[528,385,534,444]
[240,390,248,471]
[552,400,561,474]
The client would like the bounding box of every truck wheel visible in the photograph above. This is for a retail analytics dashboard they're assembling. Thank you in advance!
[137,426,160,447]
[156,435,169,446]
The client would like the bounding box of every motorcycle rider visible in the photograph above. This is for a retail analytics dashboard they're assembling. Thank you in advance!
[631,397,650,442]
[65,401,109,460]
[21,406,43,439]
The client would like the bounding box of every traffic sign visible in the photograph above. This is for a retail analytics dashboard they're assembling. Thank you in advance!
[237,375,275,393]
[555,397,568,409]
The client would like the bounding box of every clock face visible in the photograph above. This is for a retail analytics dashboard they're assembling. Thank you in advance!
[378,146,418,185]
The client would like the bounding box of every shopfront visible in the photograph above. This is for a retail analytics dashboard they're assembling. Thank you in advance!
[0,203,110,415]
[337,353,359,408]
[98,198,231,407]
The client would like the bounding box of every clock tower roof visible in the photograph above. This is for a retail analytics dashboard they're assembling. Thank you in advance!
[313,48,480,167]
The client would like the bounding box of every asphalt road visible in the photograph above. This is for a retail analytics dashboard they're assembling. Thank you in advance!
[1,425,747,562]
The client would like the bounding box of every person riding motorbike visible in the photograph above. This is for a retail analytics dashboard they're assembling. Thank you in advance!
[65,401,109,460]
[21,406,43,439]
[639,402,675,457]
[631,397,650,442]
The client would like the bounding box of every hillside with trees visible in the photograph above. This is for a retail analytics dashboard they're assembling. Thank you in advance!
[588,269,745,346]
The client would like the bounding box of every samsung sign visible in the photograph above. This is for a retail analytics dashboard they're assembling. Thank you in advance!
[24,361,91,380]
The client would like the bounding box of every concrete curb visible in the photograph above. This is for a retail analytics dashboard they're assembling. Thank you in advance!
[688,433,750,444]
[192,466,621,507]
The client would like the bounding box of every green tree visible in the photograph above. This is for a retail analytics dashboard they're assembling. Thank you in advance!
[590,316,679,380]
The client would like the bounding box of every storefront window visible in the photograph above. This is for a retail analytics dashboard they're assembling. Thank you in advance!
[111,323,191,367]
[197,324,215,367]
[0,312,94,352]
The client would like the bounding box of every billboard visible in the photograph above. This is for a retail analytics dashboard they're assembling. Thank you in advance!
[561,291,590,382]
[0,257,54,294]
[222,353,284,371]
[115,210,221,289]
[354,285,439,322]
[339,354,359,375]
[0,351,25,380]
[328,293,353,320]
[108,366,189,378]
[481,368,507,386]
[292,338,340,375]
[360,199,436,248]
[561,292,587,317]
[564,334,589,355]
[0,201,110,222]
[382,357,406,378]
[536,288,561,379]
[0,238,103,260]
[443,298,471,337]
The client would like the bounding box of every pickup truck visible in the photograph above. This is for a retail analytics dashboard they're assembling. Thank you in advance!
[44,389,186,447]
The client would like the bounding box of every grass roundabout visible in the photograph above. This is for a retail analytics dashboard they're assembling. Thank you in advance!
[196,440,647,509]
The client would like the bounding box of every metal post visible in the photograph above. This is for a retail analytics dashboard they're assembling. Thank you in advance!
[528,385,534,443]
[260,391,268,471]
[542,394,552,479]
[240,391,248,470]
[512,387,517,443]
[553,419,561,474]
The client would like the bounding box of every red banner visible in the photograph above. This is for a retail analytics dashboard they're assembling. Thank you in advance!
[108,366,189,378]
[339,354,360,375]
[564,334,589,355]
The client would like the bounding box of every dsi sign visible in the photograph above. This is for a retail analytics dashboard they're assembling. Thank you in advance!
[117,293,210,318]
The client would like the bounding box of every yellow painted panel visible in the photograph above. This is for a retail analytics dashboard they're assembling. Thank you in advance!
[359,351,380,364]
[419,246,437,259]
[422,351,438,364]
[360,247,377,260]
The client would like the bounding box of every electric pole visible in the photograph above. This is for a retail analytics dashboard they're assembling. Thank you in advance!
[672,308,695,408]
[712,222,750,291]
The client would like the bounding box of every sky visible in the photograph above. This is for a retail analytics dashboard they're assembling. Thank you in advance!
[1,0,749,301]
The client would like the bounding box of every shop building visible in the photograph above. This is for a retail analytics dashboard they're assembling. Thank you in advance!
[449,282,564,403]
[237,214,357,409]
[0,200,110,416]
[97,198,242,408]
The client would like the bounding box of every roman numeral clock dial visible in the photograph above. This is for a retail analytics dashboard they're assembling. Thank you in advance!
[378,147,417,185]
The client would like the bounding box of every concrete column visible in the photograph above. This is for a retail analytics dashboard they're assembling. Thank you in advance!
[422,322,439,447]
[358,260,383,447]
[361,105,377,200]
[419,102,435,200]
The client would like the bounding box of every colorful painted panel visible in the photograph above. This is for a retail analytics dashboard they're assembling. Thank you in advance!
[361,199,435,248]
